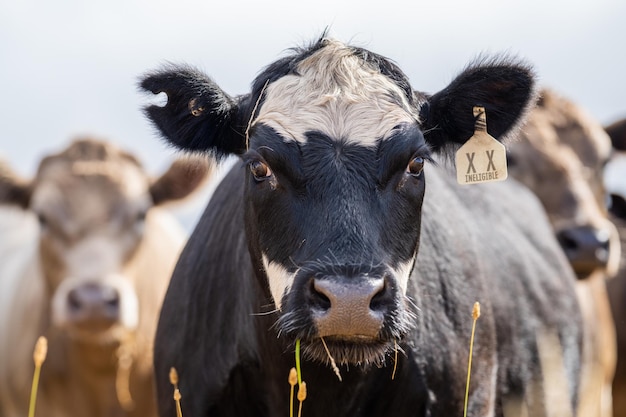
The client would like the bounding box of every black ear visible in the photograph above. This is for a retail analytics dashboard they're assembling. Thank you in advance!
[139,64,246,159]
[421,55,537,154]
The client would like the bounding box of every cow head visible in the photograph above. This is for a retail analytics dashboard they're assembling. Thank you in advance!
[0,138,210,343]
[507,89,620,278]
[140,37,535,366]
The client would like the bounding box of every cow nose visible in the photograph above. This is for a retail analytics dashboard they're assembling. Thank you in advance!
[556,225,611,277]
[309,277,389,338]
[67,282,121,323]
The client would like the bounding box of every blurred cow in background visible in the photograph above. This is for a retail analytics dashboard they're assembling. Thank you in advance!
[604,118,626,417]
[506,88,620,417]
[0,138,211,417]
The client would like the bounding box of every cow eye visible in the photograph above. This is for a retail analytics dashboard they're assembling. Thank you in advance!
[406,156,424,177]
[249,160,273,181]
[136,209,147,224]
[36,212,48,229]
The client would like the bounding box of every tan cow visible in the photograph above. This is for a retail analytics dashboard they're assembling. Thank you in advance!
[605,118,626,417]
[507,89,620,417]
[0,138,211,417]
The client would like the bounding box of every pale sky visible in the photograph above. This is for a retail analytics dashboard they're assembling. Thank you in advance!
[1,0,624,178]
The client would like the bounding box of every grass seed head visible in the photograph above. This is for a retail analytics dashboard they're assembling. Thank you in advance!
[170,367,179,386]
[33,336,48,367]
[472,302,481,320]
[297,381,307,402]
[289,367,298,387]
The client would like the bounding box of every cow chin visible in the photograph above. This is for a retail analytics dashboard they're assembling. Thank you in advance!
[64,323,133,345]
[301,336,394,367]
[276,308,414,368]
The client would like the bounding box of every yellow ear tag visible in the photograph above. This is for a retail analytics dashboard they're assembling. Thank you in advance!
[455,107,508,185]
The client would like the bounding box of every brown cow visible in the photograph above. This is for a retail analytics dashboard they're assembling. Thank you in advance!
[0,138,211,417]
[605,118,626,417]
[507,88,620,417]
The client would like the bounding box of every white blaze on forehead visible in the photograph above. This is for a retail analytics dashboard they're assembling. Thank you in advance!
[262,254,296,310]
[605,152,626,199]
[63,234,126,277]
[254,40,418,147]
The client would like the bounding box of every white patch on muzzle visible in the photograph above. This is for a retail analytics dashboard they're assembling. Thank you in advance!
[391,259,415,295]
[262,254,296,310]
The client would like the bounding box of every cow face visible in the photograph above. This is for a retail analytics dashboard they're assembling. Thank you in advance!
[507,89,620,278]
[141,37,535,365]
[0,139,210,343]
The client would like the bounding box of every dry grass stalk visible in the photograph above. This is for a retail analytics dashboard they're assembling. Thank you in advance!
[392,340,399,380]
[289,367,298,417]
[463,302,481,417]
[320,337,342,381]
[28,336,48,417]
[245,79,270,150]
[290,339,308,417]
[170,367,183,417]
[297,381,307,417]
[115,343,134,410]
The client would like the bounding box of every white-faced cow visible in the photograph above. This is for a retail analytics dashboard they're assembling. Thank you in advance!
[0,138,211,417]
[506,88,620,417]
[140,37,583,417]
[604,118,626,417]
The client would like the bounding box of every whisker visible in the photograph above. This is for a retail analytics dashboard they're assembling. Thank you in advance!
[250,309,279,316]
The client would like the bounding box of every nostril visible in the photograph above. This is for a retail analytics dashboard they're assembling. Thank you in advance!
[68,288,83,311]
[106,296,120,309]
[310,279,332,311]
[557,230,579,251]
[369,278,390,311]
[101,287,120,310]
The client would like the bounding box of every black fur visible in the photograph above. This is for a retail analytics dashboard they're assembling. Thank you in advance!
[140,64,245,158]
[421,55,537,155]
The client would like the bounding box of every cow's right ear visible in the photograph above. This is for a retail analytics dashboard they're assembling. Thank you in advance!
[140,65,246,160]
[0,159,32,209]
[149,154,213,206]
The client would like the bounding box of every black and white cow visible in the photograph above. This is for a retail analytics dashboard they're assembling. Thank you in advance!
[140,36,583,417]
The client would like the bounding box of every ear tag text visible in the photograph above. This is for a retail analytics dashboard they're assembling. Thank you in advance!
[455,107,508,185]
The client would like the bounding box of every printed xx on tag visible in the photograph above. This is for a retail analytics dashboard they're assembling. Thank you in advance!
[455,106,508,185]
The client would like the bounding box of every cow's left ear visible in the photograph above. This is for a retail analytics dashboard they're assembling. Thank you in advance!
[149,154,213,206]
[421,56,537,153]
[140,65,246,159]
